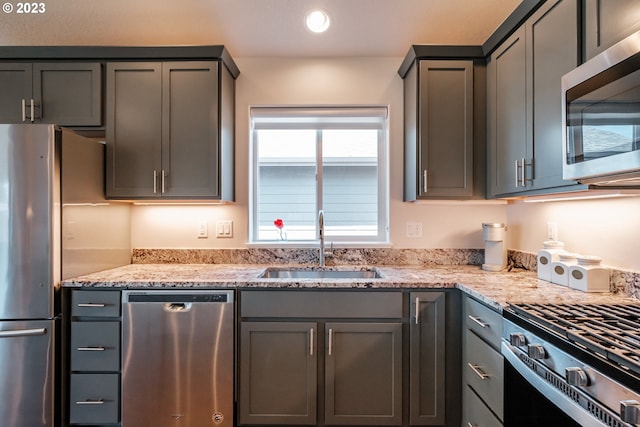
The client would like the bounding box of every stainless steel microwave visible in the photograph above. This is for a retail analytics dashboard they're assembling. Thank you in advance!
[562,30,640,187]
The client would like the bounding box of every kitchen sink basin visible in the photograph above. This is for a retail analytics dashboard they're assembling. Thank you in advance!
[258,267,383,279]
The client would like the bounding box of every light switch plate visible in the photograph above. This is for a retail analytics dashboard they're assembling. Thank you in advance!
[216,220,233,238]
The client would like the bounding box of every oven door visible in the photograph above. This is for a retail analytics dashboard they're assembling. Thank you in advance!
[503,341,591,427]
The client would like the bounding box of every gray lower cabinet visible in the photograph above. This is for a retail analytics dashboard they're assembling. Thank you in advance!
[461,296,503,426]
[106,60,235,200]
[409,292,446,425]
[0,62,102,125]
[403,59,481,200]
[239,321,318,425]
[584,0,640,61]
[68,290,121,426]
[325,322,403,425]
[238,290,404,426]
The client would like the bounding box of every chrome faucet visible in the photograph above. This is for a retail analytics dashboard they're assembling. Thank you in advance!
[318,210,333,266]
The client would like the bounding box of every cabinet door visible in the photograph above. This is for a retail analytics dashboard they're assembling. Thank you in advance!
[584,0,640,60]
[418,61,474,198]
[527,0,578,190]
[0,63,32,123]
[489,27,527,196]
[324,322,402,425]
[162,61,220,198]
[409,292,445,425]
[239,322,317,425]
[33,62,102,126]
[106,62,162,198]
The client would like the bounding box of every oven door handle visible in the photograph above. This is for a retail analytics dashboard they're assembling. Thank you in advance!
[501,341,610,427]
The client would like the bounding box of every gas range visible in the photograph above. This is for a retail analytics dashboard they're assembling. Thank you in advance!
[503,303,640,427]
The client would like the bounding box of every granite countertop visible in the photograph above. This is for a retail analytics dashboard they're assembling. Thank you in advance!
[62,263,637,312]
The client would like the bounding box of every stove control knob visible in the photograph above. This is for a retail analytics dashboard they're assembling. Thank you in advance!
[509,332,526,347]
[565,367,589,386]
[527,344,546,359]
[620,400,640,424]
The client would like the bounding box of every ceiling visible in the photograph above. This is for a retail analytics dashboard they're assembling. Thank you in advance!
[0,0,521,57]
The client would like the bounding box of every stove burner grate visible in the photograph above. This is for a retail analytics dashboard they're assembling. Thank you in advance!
[510,303,640,375]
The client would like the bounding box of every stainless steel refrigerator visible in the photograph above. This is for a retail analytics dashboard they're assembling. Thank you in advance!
[0,124,130,427]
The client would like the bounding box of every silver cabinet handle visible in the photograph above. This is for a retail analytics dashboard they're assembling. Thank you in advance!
[0,327,46,338]
[423,169,428,193]
[467,363,490,380]
[161,170,166,193]
[153,170,158,194]
[520,157,526,187]
[468,315,489,328]
[415,297,420,325]
[21,99,27,122]
[309,328,314,356]
[75,399,104,405]
[328,328,333,356]
[514,159,520,187]
[77,347,106,351]
[77,303,106,308]
[30,99,35,122]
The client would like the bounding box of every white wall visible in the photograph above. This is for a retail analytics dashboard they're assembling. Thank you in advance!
[506,197,640,271]
[131,57,507,250]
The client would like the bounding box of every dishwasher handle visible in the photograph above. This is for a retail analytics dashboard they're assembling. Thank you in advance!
[163,302,191,312]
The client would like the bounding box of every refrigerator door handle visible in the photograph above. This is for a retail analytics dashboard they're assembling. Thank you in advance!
[0,327,47,338]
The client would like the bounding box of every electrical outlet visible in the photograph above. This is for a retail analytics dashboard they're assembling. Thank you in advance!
[406,222,423,238]
[216,220,233,238]
[547,222,558,241]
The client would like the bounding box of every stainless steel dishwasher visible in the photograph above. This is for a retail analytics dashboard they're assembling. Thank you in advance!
[121,290,234,427]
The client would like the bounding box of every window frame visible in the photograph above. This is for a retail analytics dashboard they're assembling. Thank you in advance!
[248,106,390,246]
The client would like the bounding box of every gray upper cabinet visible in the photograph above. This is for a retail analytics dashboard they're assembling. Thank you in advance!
[404,59,480,200]
[584,0,640,61]
[0,62,102,126]
[487,0,581,197]
[106,60,235,201]
[487,27,527,196]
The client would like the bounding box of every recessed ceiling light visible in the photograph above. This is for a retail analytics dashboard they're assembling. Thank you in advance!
[305,9,331,33]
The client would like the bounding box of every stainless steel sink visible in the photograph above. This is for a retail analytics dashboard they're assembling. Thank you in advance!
[259,267,383,279]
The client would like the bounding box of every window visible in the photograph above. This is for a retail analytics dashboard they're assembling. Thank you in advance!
[250,107,389,244]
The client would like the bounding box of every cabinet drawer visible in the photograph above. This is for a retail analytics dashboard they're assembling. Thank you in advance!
[464,329,504,417]
[464,297,502,350]
[71,290,121,318]
[69,373,119,424]
[463,385,503,426]
[240,290,403,318]
[71,321,120,371]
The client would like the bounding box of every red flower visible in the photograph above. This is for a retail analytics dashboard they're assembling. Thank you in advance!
[274,218,284,229]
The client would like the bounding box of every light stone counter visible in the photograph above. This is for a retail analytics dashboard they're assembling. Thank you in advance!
[61,263,638,312]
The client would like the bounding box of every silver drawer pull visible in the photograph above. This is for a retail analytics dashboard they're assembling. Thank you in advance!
[77,346,106,351]
[0,327,46,338]
[467,363,490,380]
[76,399,104,405]
[468,423,478,427]
[77,303,106,308]
[468,315,489,328]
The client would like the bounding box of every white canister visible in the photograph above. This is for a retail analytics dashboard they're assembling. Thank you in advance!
[569,256,610,293]
[551,253,578,286]
[537,240,566,282]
